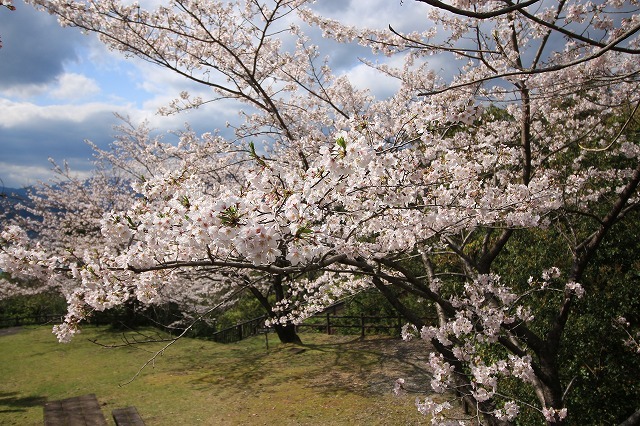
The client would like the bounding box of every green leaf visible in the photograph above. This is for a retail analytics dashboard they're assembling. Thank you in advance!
[248,141,268,168]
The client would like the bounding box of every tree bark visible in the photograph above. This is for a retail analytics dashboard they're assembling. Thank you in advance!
[247,276,303,345]
[619,408,640,426]
[273,322,302,345]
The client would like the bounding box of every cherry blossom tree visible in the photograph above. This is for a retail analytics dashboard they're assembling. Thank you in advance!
[91,119,317,343]
[298,1,640,422]
[0,122,242,332]
[0,160,127,297]
[2,0,639,424]
[0,117,314,343]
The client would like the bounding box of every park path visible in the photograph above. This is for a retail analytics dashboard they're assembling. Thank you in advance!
[0,326,23,336]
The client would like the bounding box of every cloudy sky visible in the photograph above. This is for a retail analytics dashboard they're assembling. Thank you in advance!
[0,0,430,189]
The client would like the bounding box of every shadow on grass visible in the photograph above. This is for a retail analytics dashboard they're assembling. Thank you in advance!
[0,391,47,413]
[0,326,24,337]
[188,334,431,398]
[300,336,433,396]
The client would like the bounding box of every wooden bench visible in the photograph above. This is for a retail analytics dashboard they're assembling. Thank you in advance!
[112,406,146,426]
[44,394,107,426]
[43,394,145,426]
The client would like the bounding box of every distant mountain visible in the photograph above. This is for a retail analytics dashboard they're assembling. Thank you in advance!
[1,186,30,200]
[1,187,33,221]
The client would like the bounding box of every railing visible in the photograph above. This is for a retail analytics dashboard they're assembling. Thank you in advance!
[297,312,406,338]
[210,316,267,343]
[0,310,431,343]
[209,312,430,344]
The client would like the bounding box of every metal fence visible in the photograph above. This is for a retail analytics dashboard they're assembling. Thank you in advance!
[0,311,429,343]
[297,313,405,337]
[209,312,418,344]
[210,316,268,343]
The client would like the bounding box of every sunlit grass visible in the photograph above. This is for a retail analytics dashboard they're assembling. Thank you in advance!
[0,326,431,425]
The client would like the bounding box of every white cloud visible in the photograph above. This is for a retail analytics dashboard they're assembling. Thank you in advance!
[0,99,131,127]
[0,162,91,188]
[0,0,86,89]
[125,60,244,132]
[50,73,101,100]
[0,82,49,99]
[83,34,128,71]
[0,0,441,189]
[310,0,431,32]
[342,61,401,100]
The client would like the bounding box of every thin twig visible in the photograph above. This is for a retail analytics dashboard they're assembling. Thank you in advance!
[119,287,245,386]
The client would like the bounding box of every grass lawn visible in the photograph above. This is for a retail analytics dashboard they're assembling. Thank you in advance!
[0,325,436,425]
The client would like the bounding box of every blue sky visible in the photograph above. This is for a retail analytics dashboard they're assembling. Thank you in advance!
[0,0,430,189]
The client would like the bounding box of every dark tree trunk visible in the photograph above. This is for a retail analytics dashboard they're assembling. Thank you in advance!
[273,322,302,344]
[247,276,303,345]
[619,408,640,426]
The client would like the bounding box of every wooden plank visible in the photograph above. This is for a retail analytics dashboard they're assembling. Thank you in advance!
[112,406,146,426]
[44,394,107,426]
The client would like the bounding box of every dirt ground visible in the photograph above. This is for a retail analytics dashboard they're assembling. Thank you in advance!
[0,326,23,337]
[297,334,434,397]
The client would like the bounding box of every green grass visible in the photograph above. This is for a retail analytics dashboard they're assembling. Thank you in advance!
[0,326,432,425]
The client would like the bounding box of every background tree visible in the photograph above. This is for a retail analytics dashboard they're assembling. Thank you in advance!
[0,123,241,332]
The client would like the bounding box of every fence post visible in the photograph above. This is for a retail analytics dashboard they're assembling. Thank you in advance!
[326,312,331,335]
[237,324,242,341]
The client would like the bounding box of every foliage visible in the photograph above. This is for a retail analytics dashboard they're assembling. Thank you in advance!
[0,289,65,324]
[558,212,640,425]
[342,291,398,321]
[210,292,266,331]
[336,289,437,337]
